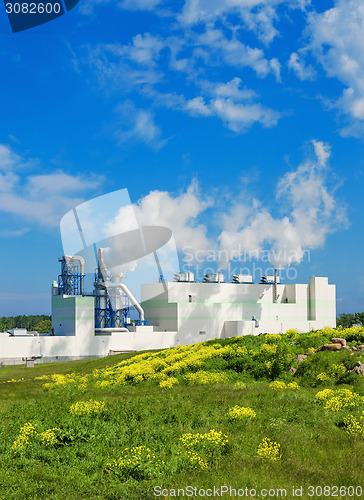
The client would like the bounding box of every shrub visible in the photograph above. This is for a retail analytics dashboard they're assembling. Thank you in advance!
[105,446,165,480]
[183,371,228,385]
[228,405,256,420]
[159,377,179,389]
[179,429,228,470]
[257,438,281,461]
[69,400,106,416]
[270,344,295,380]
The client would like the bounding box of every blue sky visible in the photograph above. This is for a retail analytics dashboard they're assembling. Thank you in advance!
[0,0,364,316]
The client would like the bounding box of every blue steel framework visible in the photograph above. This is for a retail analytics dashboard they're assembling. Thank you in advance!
[94,268,131,329]
[94,294,131,328]
[58,257,84,296]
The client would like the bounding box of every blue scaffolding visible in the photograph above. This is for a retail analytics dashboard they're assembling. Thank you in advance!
[94,293,130,329]
[58,257,84,296]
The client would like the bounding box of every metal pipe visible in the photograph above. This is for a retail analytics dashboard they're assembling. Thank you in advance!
[273,268,278,303]
[65,255,85,295]
[106,282,145,321]
[95,328,129,333]
[98,247,145,322]
[97,248,108,282]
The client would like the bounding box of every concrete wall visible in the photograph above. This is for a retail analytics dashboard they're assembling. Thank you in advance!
[141,277,336,344]
[52,295,95,337]
[0,276,336,362]
[0,328,179,364]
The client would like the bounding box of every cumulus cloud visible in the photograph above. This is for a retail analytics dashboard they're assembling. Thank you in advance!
[196,28,281,79]
[218,140,348,267]
[178,0,309,44]
[83,5,285,136]
[107,140,346,269]
[100,140,347,270]
[307,0,364,135]
[0,144,102,229]
[133,181,212,257]
[184,78,280,132]
[107,33,165,67]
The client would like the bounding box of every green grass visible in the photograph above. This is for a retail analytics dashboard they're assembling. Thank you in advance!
[0,329,364,499]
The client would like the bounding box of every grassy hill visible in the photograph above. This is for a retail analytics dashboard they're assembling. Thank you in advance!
[0,327,363,499]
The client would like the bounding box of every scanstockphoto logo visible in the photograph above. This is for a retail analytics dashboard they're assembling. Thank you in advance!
[60,188,180,302]
[3,0,79,32]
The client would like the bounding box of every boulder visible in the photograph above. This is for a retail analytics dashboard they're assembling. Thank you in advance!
[296,354,307,362]
[319,343,342,351]
[331,337,346,347]
[351,347,359,351]
[349,362,364,376]
[359,345,364,350]
[288,367,297,375]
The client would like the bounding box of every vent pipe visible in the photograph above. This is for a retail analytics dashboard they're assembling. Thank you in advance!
[273,268,278,303]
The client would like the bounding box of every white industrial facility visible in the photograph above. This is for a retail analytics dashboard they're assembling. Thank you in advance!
[0,251,336,364]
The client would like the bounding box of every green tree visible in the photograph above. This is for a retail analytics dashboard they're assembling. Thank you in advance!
[354,312,364,326]
[34,319,52,334]
[336,313,355,328]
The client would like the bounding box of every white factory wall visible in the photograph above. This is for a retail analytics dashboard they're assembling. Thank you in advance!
[0,329,179,362]
[141,277,336,344]
[52,295,95,337]
[1,276,336,362]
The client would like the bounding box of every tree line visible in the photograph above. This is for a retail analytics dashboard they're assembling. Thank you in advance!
[0,315,51,334]
[0,313,362,334]
[336,312,364,328]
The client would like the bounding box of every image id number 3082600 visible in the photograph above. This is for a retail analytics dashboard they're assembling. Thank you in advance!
[307,485,362,497]
[5,2,61,13]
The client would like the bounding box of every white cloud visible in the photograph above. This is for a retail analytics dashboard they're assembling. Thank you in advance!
[87,43,163,92]
[133,181,212,257]
[0,144,103,228]
[120,0,162,10]
[0,228,30,238]
[307,0,364,134]
[288,52,316,81]
[184,96,213,117]
[101,140,346,269]
[196,28,280,78]
[79,0,162,16]
[218,140,347,267]
[114,101,167,150]
[0,144,22,170]
[108,33,165,67]
[312,139,330,167]
[211,97,279,132]
[178,0,309,43]
[184,78,280,132]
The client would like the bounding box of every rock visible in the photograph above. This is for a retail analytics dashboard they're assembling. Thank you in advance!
[351,347,359,351]
[320,343,342,351]
[349,362,364,376]
[296,354,307,362]
[288,367,297,375]
[342,346,351,350]
[359,345,364,349]
[331,337,346,347]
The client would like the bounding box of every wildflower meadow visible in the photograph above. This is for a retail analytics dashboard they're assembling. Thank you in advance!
[0,325,363,499]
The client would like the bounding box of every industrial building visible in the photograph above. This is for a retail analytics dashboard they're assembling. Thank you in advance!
[0,251,336,364]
